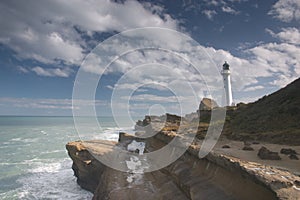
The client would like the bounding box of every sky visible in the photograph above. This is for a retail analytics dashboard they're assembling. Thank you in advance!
[0,0,299,116]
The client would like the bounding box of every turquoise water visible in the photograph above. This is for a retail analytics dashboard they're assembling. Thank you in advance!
[0,116,135,199]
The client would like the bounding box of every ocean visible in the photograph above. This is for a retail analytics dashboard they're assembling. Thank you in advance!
[0,116,136,199]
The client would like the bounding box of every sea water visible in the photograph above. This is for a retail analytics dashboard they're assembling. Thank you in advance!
[0,116,136,199]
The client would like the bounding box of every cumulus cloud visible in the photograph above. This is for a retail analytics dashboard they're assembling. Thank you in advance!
[1,0,299,109]
[266,27,300,44]
[78,28,300,115]
[247,42,300,87]
[78,27,300,107]
[269,0,300,22]
[0,0,178,76]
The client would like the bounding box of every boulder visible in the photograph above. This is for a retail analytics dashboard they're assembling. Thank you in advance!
[257,146,281,160]
[280,148,297,155]
[242,146,254,151]
[242,141,254,151]
[289,154,299,160]
[222,145,230,149]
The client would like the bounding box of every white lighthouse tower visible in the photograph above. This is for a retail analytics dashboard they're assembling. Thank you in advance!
[221,61,233,106]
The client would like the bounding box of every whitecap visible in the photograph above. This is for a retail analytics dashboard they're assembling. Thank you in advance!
[11,137,22,141]
[17,159,93,199]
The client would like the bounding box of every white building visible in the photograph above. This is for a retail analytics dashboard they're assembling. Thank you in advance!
[221,61,233,106]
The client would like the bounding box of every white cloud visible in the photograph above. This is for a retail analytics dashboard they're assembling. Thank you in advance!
[269,0,300,22]
[1,0,299,109]
[202,10,217,20]
[128,94,178,103]
[247,42,300,87]
[266,27,300,44]
[17,66,29,73]
[221,6,239,14]
[0,0,178,76]
[31,66,72,77]
[0,98,107,110]
[78,26,300,107]
[106,85,114,90]
[227,0,248,2]
[81,53,106,75]
[204,0,224,6]
[243,85,264,92]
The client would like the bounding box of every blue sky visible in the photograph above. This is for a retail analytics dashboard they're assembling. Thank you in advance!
[0,0,299,116]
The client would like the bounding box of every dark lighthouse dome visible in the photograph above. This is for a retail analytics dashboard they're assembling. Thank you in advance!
[223,61,230,70]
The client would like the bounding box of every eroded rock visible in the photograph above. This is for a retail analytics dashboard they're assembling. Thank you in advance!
[67,132,300,200]
[257,146,281,160]
[243,141,254,151]
[289,154,299,160]
[280,148,298,155]
[242,146,254,151]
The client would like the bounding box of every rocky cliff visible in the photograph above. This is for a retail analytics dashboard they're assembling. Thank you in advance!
[66,129,300,200]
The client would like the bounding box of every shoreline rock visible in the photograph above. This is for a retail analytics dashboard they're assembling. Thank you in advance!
[258,146,281,160]
[66,130,300,200]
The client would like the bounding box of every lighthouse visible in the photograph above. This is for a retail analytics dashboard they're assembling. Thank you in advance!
[221,61,233,106]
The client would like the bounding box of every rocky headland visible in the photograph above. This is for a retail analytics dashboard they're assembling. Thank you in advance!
[66,78,300,199]
[66,128,300,199]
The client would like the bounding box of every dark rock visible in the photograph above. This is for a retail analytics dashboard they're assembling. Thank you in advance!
[280,148,297,155]
[199,98,218,111]
[118,132,135,142]
[295,180,300,186]
[222,145,230,149]
[243,141,252,146]
[289,154,299,160]
[165,113,182,123]
[135,115,158,129]
[136,120,143,126]
[252,141,260,144]
[136,114,182,130]
[257,146,281,160]
[243,141,254,151]
[242,146,254,151]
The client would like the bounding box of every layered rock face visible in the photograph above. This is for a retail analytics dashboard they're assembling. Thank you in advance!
[66,129,300,200]
[66,140,117,192]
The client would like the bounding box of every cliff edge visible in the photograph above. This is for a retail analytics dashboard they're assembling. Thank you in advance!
[66,129,300,200]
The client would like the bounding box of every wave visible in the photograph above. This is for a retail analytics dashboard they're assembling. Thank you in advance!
[0,118,136,199]
[15,158,93,200]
